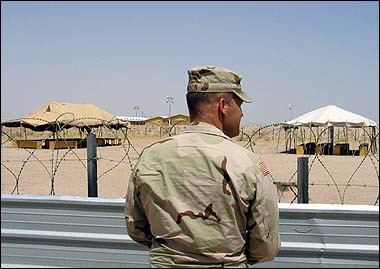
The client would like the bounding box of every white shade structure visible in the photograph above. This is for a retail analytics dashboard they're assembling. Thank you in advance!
[285,104,377,127]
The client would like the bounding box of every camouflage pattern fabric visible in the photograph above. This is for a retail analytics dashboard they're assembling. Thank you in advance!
[125,122,281,268]
[187,65,253,103]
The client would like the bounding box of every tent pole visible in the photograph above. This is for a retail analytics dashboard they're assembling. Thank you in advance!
[345,124,348,145]
[316,126,319,144]
[337,127,340,143]
[329,126,334,155]
[371,126,377,154]
[285,128,288,152]
[284,129,288,152]
[276,126,281,153]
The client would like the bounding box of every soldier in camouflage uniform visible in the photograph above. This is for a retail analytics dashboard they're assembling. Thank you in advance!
[125,65,281,268]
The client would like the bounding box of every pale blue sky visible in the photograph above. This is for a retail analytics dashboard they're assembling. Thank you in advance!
[1,1,379,124]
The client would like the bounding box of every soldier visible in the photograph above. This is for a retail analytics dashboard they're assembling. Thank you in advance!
[125,65,281,268]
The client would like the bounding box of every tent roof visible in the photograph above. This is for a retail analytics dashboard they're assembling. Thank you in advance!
[284,104,377,127]
[1,101,129,132]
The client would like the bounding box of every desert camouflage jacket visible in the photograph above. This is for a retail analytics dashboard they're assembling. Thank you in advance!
[125,122,281,268]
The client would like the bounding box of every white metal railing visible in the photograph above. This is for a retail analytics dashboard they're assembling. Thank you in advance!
[1,194,379,268]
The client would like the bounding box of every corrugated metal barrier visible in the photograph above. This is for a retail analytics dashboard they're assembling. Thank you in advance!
[1,194,379,268]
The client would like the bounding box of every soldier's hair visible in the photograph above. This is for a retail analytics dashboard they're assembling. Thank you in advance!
[186,92,233,118]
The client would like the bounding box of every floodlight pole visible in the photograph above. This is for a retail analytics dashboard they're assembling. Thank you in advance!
[166,96,174,127]
[289,104,293,120]
[133,106,139,117]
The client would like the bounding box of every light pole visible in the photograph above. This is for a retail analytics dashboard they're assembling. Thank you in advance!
[166,96,174,127]
[289,104,293,120]
[133,106,139,117]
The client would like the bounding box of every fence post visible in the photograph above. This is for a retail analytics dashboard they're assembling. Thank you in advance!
[297,157,308,203]
[87,133,98,197]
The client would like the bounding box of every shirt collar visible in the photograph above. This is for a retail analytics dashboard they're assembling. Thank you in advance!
[182,121,231,141]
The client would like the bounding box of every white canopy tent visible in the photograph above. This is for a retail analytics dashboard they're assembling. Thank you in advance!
[285,104,377,128]
[282,104,378,155]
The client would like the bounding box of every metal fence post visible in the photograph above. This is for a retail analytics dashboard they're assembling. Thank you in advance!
[297,157,308,203]
[87,133,98,197]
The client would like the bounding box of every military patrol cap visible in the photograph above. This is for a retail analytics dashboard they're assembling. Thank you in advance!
[187,65,253,103]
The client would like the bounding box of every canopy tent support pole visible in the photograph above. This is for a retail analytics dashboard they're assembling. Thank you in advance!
[329,126,334,155]
[317,127,319,142]
[285,128,288,152]
[276,126,281,153]
[309,126,311,144]
[291,128,294,150]
[337,127,340,143]
[371,126,377,154]
[345,124,348,145]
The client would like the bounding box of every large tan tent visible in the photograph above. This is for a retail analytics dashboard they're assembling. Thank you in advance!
[1,101,128,132]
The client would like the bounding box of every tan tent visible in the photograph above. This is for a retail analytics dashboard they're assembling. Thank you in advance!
[1,101,128,132]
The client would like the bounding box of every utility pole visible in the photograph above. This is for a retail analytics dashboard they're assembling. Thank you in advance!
[133,106,139,117]
[166,96,174,127]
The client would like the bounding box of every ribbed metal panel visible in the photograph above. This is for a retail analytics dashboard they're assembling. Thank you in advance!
[1,195,378,268]
[261,203,379,268]
[1,195,148,268]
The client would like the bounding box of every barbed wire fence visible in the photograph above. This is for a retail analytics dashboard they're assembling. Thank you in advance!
[1,116,379,205]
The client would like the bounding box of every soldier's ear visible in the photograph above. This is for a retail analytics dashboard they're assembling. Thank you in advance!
[218,98,228,115]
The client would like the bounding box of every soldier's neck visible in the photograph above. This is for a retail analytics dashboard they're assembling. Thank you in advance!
[190,116,223,133]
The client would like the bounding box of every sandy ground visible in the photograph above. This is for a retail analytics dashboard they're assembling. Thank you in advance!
[1,136,379,205]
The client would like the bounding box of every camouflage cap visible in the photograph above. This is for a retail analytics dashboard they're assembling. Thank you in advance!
[187,65,253,103]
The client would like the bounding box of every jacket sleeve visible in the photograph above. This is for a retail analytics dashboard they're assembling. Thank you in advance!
[125,166,152,249]
[245,163,281,264]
